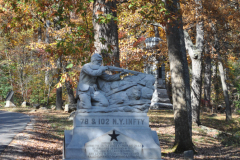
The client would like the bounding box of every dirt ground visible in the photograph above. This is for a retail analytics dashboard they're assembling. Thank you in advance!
[0,108,239,160]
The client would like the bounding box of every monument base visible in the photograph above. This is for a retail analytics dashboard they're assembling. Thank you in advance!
[4,100,16,108]
[151,86,173,110]
[64,112,162,160]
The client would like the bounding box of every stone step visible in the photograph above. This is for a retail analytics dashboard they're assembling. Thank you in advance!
[150,103,173,110]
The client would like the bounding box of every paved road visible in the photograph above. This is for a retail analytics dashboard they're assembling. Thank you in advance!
[0,110,31,154]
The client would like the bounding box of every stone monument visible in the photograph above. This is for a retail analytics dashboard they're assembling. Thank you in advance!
[144,37,173,110]
[63,54,162,160]
[149,63,173,110]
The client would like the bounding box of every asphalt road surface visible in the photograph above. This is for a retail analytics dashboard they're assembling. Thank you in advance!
[0,110,30,154]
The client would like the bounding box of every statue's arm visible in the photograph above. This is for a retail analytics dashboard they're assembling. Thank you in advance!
[82,65,104,77]
[100,72,121,81]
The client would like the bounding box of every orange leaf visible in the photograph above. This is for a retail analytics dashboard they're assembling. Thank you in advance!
[95,10,103,15]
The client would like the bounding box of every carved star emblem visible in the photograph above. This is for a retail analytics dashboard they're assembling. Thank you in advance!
[108,130,120,141]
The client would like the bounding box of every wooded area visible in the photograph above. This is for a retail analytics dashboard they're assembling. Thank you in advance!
[0,0,240,154]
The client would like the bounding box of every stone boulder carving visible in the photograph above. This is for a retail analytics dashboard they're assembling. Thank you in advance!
[76,53,155,113]
[78,73,155,113]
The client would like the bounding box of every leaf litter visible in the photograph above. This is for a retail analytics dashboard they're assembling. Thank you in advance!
[0,108,239,160]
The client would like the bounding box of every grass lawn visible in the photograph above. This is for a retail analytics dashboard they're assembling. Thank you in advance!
[0,107,239,159]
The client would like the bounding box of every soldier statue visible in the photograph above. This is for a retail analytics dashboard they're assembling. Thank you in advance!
[77,53,127,109]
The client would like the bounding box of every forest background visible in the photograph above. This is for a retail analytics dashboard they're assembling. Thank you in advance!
[0,0,240,153]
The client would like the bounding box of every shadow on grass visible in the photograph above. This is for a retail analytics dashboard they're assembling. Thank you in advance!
[218,132,240,146]
[0,145,62,159]
[200,113,240,132]
[34,117,72,140]
[193,144,240,160]
[148,110,175,127]
[161,141,240,160]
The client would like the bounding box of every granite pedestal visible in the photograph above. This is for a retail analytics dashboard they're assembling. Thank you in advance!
[63,112,162,160]
[4,100,16,108]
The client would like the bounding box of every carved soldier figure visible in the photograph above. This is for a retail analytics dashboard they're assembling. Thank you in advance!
[77,53,123,109]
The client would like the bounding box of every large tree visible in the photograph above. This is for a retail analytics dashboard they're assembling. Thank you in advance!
[213,25,232,120]
[165,0,194,153]
[204,36,212,110]
[183,0,204,125]
[93,0,120,66]
[56,56,63,110]
[184,29,203,125]
[179,22,192,139]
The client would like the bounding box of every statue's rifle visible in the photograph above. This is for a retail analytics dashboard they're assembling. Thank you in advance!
[107,66,142,75]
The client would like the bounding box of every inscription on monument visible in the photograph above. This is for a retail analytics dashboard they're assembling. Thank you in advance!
[86,142,142,158]
[85,130,143,159]
[75,116,148,127]
[80,118,144,125]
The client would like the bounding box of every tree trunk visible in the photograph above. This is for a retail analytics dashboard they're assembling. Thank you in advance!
[183,0,204,125]
[63,65,77,104]
[18,51,26,101]
[191,52,202,125]
[154,26,160,37]
[44,21,51,105]
[204,41,211,109]
[179,23,192,138]
[46,80,53,105]
[56,56,63,110]
[190,0,204,125]
[65,81,76,104]
[165,0,194,153]
[218,58,232,121]
[213,24,232,121]
[45,20,50,43]
[38,27,42,43]
[184,30,203,125]
[93,0,120,66]
[5,50,13,89]
[19,68,25,101]
[213,59,219,103]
